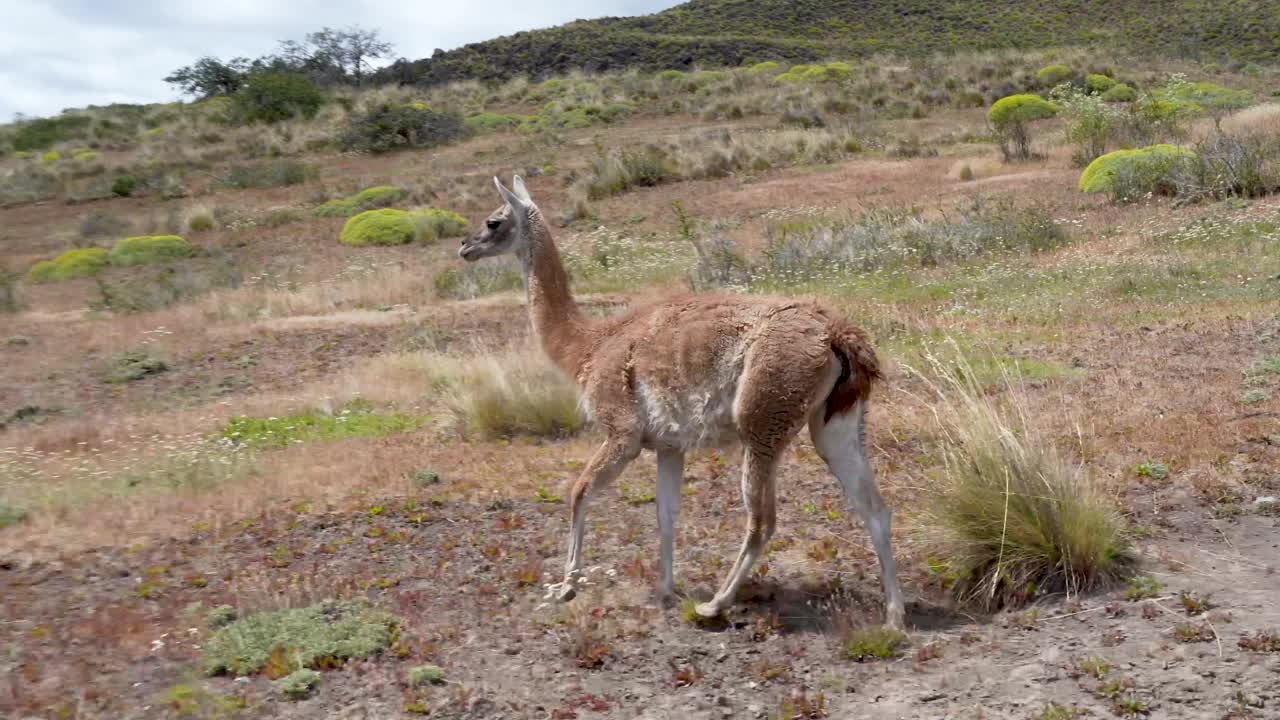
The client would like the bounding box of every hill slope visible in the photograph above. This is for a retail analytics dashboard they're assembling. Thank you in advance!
[394,0,1279,85]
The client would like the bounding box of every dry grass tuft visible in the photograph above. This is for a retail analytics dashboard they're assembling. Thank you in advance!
[909,341,1135,610]
[422,348,584,439]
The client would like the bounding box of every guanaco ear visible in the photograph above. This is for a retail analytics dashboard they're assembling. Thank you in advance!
[494,176,523,210]
[511,174,532,204]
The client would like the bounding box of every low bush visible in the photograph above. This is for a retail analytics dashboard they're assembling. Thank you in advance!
[313,186,404,217]
[109,235,195,266]
[277,669,320,700]
[1101,83,1137,103]
[13,114,92,151]
[338,209,415,246]
[27,248,110,282]
[1035,64,1073,88]
[186,207,216,233]
[1078,144,1196,201]
[80,210,130,240]
[111,175,141,197]
[406,665,445,687]
[0,266,19,313]
[1085,73,1116,94]
[910,347,1134,609]
[339,102,466,153]
[464,112,525,131]
[1051,85,1123,165]
[221,159,312,189]
[106,349,168,383]
[201,600,397,676]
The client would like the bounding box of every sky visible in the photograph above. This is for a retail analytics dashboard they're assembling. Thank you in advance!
[0,1,683,120]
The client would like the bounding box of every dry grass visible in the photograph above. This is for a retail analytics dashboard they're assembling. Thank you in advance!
[907,341,1135,610]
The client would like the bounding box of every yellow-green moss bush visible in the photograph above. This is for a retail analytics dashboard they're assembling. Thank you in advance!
[338,207,468,246]
[27,248,110,282]
[109,235,196,265]
[1079,144,1196,199]
[1085,74,1116,94]
[1035,64,1073,87]
[40,150,61,164]
[339,209,416,246]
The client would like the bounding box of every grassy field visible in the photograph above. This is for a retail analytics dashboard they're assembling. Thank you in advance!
[2,50,1280,719]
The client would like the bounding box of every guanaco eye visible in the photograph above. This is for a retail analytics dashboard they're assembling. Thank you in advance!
[486,219,501,230]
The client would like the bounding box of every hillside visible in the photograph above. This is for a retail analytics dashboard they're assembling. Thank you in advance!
[396,0,1280,85]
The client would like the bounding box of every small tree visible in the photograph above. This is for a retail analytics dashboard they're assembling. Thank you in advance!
[164,56,251,98]
[234,72,325,123]
[279,26,393,87]
[988,94,1059,161]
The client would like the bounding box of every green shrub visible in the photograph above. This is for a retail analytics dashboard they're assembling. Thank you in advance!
[201,600,397,676]
[109,235,195,266]
[106,349,168,383]
[277,669,320,700]
[221,403,424,449]
[988,94,1059,160]
[206,605,239,629]
[0,503,28,529]
[1078,144,1196,201]
[339,103,466,153]
[13,114,92,151]
[845,626,908,661]
[111,175,141,197]
[27,248,110,282]
[911,349,1134,609]
[464,112,524,131]
[221,159,311,189]
[1101,83,1137,102]
[39,150,61,164]
[186,207,216,233]
[407,665,445,687]
[410,208,468,242]
[1163,79,1252,114]
[776,62,851,83]
[1086,74,1116,94]
[338,209,415,246]
[747,61,782,74]
[1242,62,1264,77]
[0,266,18,313]
[313,185,404,217]
[73,149,99,162]
[1035,64,1073,87]
[1051,85,1123,165]
[234,71,325,123]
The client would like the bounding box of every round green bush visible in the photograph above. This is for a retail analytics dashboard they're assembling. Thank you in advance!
[27,248,110,282]
[410,208,468,242]
[747,61,781,74]
[1035,64,1073,88]
[40,151,61,164]
[987,94,1059,127]
[465,112,523,131]
[339,209,415,246]
[1101,83,1138,103]
[73,150,99,161]
[112,175,140,197]
[1078,144,1196,195]
[1085,74,1116,94]
[109,235,195,266]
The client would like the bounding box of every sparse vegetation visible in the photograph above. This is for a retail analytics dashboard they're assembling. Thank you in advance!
[221,401,424,449]
[1123,576,1161,601]
[106,349,169,383]
[202,600,397,676]
[844,626,907,661]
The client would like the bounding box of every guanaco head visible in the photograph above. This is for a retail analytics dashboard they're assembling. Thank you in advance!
[458,174,534,262]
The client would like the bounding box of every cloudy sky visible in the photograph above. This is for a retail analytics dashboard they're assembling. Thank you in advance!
[1,1,682,120]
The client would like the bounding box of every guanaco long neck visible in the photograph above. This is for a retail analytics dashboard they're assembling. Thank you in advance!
[520,208,589,377]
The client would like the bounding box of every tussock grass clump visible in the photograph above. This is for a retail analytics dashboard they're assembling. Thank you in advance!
[406,665,445,687]
[201,600,397,676]
[27,248,110,282]
[221,159,311,189]
[433,258,523,300]
[910,345,1134,610]
[106,349,168,383]
[427,350,583,439]
[109,235,195,265]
